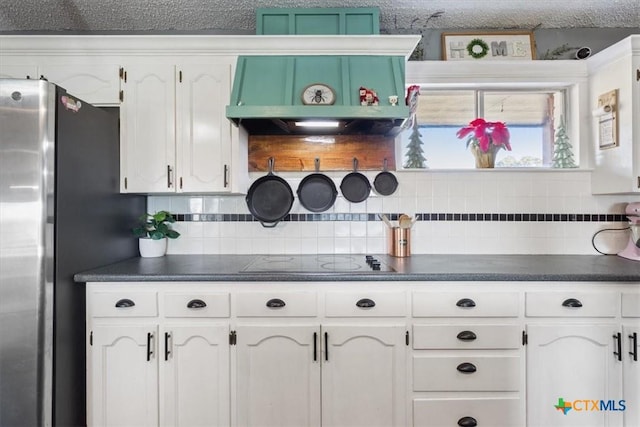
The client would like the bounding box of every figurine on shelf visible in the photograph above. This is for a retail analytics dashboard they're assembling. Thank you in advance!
[388,95,398,106]
[359,86,379,106]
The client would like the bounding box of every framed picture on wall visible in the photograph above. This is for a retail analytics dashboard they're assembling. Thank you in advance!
[441,31,536,61]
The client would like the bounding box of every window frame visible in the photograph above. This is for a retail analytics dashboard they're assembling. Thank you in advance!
[402,60,589,171]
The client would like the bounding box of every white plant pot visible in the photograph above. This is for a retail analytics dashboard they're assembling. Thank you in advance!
[138,237,167,258]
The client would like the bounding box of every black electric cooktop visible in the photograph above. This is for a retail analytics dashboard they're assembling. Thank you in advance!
[241,254,394,273]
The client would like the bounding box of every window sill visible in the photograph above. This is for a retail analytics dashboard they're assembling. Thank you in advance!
[398,167,593,172]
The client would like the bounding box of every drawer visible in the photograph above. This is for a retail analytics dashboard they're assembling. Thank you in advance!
[236,292,317,317]
[525,292,617,317]
[88,291,157,317]
[325,291,406,317]
[164,292,230,318]
[412,292,519,317]
[413,398,522,427]
[413,324,521,349]
[413,355,520,391]
[622,293,640,317]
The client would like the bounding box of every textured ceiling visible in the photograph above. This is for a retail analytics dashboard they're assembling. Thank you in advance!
[0,0,638,33]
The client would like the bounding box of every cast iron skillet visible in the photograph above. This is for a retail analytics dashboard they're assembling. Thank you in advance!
[373,158,398,196]
[340,158,371,203]
[246,158,294,228]
[297,158,337,212]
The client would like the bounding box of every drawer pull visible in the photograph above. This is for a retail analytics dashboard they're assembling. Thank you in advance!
[115,298,135,308]
[456,362,477,373]
[457,416,478,427]
[457,330,477,341]
[456,298,476,308]
[266,298,286,308]
[562,298,583,308]
[187,299,207,309]
[630,332,638,362]
[356,298,376,308]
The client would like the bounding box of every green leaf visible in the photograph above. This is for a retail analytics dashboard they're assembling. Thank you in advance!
[153,211,168,222]
[150,230,164,240]
[132,227,147,238]
[166,230,180,239]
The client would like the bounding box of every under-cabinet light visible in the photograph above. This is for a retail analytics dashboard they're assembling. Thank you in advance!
[294,121,340,128]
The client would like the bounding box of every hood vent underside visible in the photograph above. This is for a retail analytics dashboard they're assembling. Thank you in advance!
[226,55,410,136]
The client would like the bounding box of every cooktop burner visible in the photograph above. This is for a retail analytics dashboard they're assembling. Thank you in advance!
[241,255,394,273]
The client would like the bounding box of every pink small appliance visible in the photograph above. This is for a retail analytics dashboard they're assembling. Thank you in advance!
[618,202,640,261]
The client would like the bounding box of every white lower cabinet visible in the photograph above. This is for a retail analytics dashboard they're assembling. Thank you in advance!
[90,324,159,427]
[235,325,321,427]
[235,324,406,427]
[161,324,230,427]
[526,291,624,427]
[412,290,524,427]
[622,292,640,427]
[622,324,639,427]
[87,289,231,427]
[413,398,521,427]
[234,290,407,427]
[86,282,640,427]
[321,325,406,427]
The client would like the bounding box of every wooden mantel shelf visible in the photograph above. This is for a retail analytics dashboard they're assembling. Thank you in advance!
[248,135,395,172]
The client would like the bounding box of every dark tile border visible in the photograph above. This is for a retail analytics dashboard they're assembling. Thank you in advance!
[175,213,627,223]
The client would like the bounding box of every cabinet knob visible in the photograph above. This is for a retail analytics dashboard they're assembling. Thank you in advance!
[115,298,135,308]
[457,330,477,341]
[456,298,476,308]
[356,298,376,308]
[457,416,478,427]
[456,362,477,373]
[187,299,207,309]
[266,298,286,308]
[561,298,582,308]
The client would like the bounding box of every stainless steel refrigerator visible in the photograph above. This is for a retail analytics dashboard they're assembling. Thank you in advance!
[0,79,145,426]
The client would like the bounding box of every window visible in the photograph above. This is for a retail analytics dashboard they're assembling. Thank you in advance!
[400,88,570,169]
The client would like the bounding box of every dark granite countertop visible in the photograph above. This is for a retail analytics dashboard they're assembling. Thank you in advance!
[74,254,640,282]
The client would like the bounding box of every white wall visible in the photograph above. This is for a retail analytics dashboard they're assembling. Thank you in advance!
[149,169,639,256]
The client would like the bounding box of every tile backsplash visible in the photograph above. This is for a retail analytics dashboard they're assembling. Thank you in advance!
[148,170,639,256]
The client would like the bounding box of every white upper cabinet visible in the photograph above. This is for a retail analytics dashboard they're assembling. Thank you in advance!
[589,35,640,194]
[176,64,233,193]
[120,61,237,194]
[0,64,38,79]
[0,61,121,104]
[120,64,176,193]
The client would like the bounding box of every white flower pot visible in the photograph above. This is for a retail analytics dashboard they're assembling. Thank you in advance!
[139,237,167,258]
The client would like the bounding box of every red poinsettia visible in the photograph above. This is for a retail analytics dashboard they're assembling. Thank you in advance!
[456,118,511,153]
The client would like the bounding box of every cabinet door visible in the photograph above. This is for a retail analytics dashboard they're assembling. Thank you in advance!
[623,324,639,427]
[321,325,406,427]
[527,324,623,427]
[39,63,121,104]
[89,324,158,427]
[120,64,176,193]
[0,64,37,79]
[161,324,230,427]
[176,64,232,193]
[235,325,321,427]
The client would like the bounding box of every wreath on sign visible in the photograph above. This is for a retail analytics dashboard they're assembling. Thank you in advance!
[466,38,490,59]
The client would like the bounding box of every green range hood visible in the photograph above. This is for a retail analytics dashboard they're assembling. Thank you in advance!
[226,55,410,136]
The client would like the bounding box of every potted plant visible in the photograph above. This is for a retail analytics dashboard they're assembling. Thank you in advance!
[456,118,511,168]
[132,210,180,258]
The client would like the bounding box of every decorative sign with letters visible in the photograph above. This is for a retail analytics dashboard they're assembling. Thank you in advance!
[441,32,536,61]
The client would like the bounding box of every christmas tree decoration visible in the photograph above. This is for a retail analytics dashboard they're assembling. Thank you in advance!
[552,117,577,168]
[404,121,427,169]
